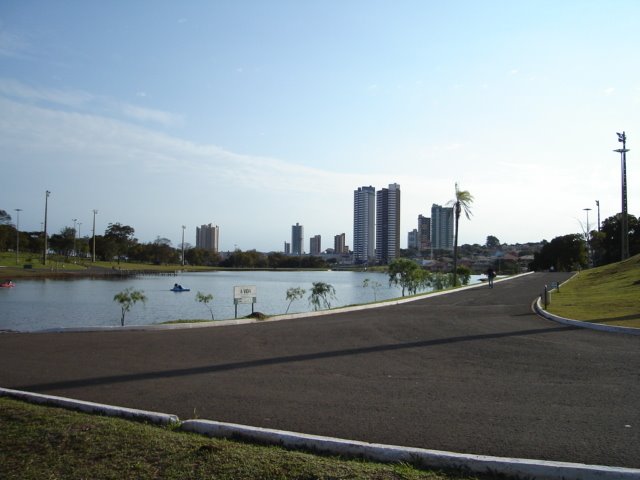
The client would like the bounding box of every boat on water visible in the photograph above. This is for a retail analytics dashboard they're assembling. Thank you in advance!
[170,284,190,292]
[1,280,16,288]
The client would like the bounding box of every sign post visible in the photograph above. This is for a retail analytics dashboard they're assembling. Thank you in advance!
[233,285,257,319]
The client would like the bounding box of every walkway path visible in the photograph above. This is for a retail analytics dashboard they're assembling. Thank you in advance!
[1,272,639,468]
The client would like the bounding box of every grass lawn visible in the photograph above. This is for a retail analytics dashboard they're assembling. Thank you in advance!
[0,397,496,480]
[547,254,640,328]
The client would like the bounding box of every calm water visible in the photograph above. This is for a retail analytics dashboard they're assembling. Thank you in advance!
[0,271,481,332]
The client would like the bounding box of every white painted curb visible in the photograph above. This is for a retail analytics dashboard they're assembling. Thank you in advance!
[180,419,640,480]
[534,298,640,336]
[0,387,179,425]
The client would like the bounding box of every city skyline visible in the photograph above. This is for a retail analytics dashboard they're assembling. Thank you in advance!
[1,2,638,251]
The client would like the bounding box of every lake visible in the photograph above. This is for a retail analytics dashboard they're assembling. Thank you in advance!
[0,270,481,332]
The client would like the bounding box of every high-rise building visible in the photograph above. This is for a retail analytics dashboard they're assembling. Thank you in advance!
[408,229,418,249]
[284,241,291,254]
[310,235,321,255]
[291,223,304,255]
[196,223,219,252]
[376,183,401,264]
[431,204,454,251]
[418,214,431,252]
[353,186,376,263]
[334,233,347,254]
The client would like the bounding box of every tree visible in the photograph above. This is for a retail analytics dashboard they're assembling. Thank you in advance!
[486,235,501,250]
[195,291,215,320]
[449,183,474,287]
[0,209,11,225]
[285,287,306,313]
[589,213,640,266]
[388,258,424,296]
[113,288,147,326]
[49,227,76,257]
[105,223,136,263]
[308,282,336,311]
[531,234,587,271]
[362,278,382,301]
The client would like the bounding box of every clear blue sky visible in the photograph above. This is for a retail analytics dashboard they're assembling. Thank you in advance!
[1,1,638,251]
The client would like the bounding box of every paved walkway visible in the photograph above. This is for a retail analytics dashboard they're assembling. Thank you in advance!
[1,272,639,468]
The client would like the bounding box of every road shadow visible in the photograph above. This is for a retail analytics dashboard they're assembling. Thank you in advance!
[16,325,578,393]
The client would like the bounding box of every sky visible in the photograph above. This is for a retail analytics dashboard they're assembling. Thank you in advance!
[1,1,639,252]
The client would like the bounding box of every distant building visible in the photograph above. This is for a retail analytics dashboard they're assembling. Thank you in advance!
[334,233,347,254]
[431,204,453,251]
[376,183,401,264]
[353,186,376,263]
[196,223,219,252]
[284,241,290,254]
[418,214,431,252]
[408,229,418,249]
[291,223,304,255]
[310,235,321,255]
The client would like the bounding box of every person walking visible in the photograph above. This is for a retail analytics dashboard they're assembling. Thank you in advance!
[486,268,496,288]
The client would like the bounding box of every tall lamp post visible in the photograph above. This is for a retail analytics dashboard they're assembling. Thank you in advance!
[614,132,630,260]
[92,209,98,262]
[181,225,186,266]
[583,207,592,266]
[72,218,78,257]
[42,190,50,265]
[77,222,82,258]
[595,200,601,232]
[14,208,22,264]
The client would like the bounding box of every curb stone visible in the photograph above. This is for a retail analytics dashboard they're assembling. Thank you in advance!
[0,387,179,425]
[180,419,640,480]
[3,382,640,479]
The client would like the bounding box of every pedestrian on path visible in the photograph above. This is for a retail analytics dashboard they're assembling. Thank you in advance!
[486,268,496,288]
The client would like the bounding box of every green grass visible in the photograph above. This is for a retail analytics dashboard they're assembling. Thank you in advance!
[547,254,640,328]
[0,397,499,480]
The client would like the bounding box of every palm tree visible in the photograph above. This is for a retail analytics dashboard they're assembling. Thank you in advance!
[449,183,474,287]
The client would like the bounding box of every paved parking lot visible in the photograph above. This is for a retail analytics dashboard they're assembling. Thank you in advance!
[1,271,639,468]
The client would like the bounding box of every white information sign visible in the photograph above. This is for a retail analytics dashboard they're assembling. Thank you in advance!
[233,285,257,304]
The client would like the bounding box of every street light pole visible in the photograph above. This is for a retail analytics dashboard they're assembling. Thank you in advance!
[14,208,22,264]
[181,225,186,266]
[614,132,630,260]
[595,200,600,232]
[583,207,592,266]
[42,190,50,266]
[92,209,98,262]
[78,222,82,257]
[72,218,78,257]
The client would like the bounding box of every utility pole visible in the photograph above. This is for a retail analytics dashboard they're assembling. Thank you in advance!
[92,209,98,262]
[595,200,600,232]
[14,208,22,264]
[181,225,186,266]
[42,191,50,265]
[614,132,630,260]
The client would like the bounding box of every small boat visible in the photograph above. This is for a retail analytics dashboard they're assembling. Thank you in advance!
[170,285,190,292]
[1,281,16,288]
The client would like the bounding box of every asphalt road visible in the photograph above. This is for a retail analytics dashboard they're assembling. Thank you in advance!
[1,272,639,468]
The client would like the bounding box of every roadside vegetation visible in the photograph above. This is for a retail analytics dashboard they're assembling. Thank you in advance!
[0,397,498,480]
[547,253,640,328]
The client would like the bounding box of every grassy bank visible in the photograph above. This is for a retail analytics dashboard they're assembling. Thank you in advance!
[0,397,496,480]
[547,254,640,328]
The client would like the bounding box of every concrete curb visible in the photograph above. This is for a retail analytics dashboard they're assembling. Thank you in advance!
[3,383,640,478]
[534,298,640,336]
[0,387,179,425]
[181,419,640,480]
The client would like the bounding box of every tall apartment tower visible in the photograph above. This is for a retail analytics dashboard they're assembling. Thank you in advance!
[310,235,321,255]
[334,233,347,254]
[376,183,401,264]
[353,186,376,263]
[291,223,304,255]
[431,204,454,251]
[196,223,219,252]
[418,214,431,252]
